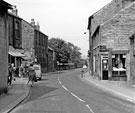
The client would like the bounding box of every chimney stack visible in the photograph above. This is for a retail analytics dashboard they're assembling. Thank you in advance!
[35,22,40,31]
[31,19,35,27]
[12,5,18,16]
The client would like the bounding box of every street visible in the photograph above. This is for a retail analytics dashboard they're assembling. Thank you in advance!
[11,69,134,113]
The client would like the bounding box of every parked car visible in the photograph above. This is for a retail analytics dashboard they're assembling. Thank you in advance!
[33,64,42,80]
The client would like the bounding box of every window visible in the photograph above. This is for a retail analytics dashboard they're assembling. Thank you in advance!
[112,54,126,70]
[15,21,20,40]
[15,21,19,30]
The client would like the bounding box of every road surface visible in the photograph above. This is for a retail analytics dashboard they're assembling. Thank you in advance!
[11,69,134,113]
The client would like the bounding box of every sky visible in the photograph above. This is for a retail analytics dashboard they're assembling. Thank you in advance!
[6,0,112,58]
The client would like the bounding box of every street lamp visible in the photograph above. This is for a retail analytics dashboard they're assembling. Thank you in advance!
[84,31,91,74]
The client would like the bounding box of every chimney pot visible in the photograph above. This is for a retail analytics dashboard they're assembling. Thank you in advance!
[31,19,35,26]
[12,5,18,16]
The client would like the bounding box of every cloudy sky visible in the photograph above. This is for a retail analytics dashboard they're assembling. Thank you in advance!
[6,0,112,58]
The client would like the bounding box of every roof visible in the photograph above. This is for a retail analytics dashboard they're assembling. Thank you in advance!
[1,0,12,9]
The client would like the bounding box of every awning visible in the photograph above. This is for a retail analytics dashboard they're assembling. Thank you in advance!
[22,56,32,60]
[8,46,25,57]
[8,51,25,57]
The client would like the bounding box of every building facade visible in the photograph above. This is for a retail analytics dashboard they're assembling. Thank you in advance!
[34,29,48,73]
[88,0,135,82]
[21,19,35,64]
[47,47,56,72]
[0,0,12,94]
[21,19,48,72]
[129,34,135,84]
[8,8,25,69]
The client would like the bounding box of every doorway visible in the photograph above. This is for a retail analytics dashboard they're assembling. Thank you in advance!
[101,56,108,80]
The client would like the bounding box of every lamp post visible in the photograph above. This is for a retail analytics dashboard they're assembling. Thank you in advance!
[84,32,91,74]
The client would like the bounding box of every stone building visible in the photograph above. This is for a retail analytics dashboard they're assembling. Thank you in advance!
[8,7,25,68]
[21,19,35,64]
[88,0,135,81]
[34,28,48,73]
[47,47,56,72]
[0,0,12,94]
[129,34,135,84]
[21,19,48,72]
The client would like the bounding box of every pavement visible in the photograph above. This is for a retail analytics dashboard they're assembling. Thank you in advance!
[82,72,135,104]
[0,77,30,113]
[0,71,135,113]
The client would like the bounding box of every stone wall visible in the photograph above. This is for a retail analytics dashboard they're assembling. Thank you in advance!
[0,10,8,94]
[130,38,135,83]
[22,20,34,50]
[91,0,134,36]
[100,2,135,81]
[101,2,135,51]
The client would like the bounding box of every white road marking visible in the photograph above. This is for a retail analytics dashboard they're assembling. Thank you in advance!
[59,80,61,84]
[70,92,85,103]
[58,76,95,112]
[62,85,69,91]
[58,78,61,84]
[85,104,95,113]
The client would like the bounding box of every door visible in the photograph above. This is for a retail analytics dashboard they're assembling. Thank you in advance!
[101,56,108,80]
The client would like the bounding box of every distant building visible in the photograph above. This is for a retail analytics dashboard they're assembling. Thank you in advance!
[0,0,12,94]
[34,28,48,73]
[47,47,56,72]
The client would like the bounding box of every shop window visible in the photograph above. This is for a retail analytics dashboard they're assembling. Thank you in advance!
[112,54,126,78]
[112,54,126,70]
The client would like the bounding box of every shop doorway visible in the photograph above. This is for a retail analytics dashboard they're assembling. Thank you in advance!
[101,56,108,80]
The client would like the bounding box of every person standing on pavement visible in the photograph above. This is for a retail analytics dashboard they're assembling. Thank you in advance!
[11,63,16,81]
[27,63,35,87]
[8,63,13,85]
[19,64,24,78]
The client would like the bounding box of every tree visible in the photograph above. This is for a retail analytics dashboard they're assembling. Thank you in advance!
[49,38,69,63]
[48,38,82,66]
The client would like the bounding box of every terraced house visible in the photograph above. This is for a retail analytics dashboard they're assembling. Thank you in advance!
[88,0,135,83]
[8,7,25,68]
[22,19,48,73]
[0,0,12,94]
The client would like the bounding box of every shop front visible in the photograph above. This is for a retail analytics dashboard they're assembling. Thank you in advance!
[111,51,128,81]
[99,48,128,81]
[8,46,25,67]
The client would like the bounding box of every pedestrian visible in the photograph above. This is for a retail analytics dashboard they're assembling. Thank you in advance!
[81,68,84,77]
[81,65,87,77]
[27,63,35,87]
[11,63,16,81]
[19,64,24,78]
[8,63,13,85]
